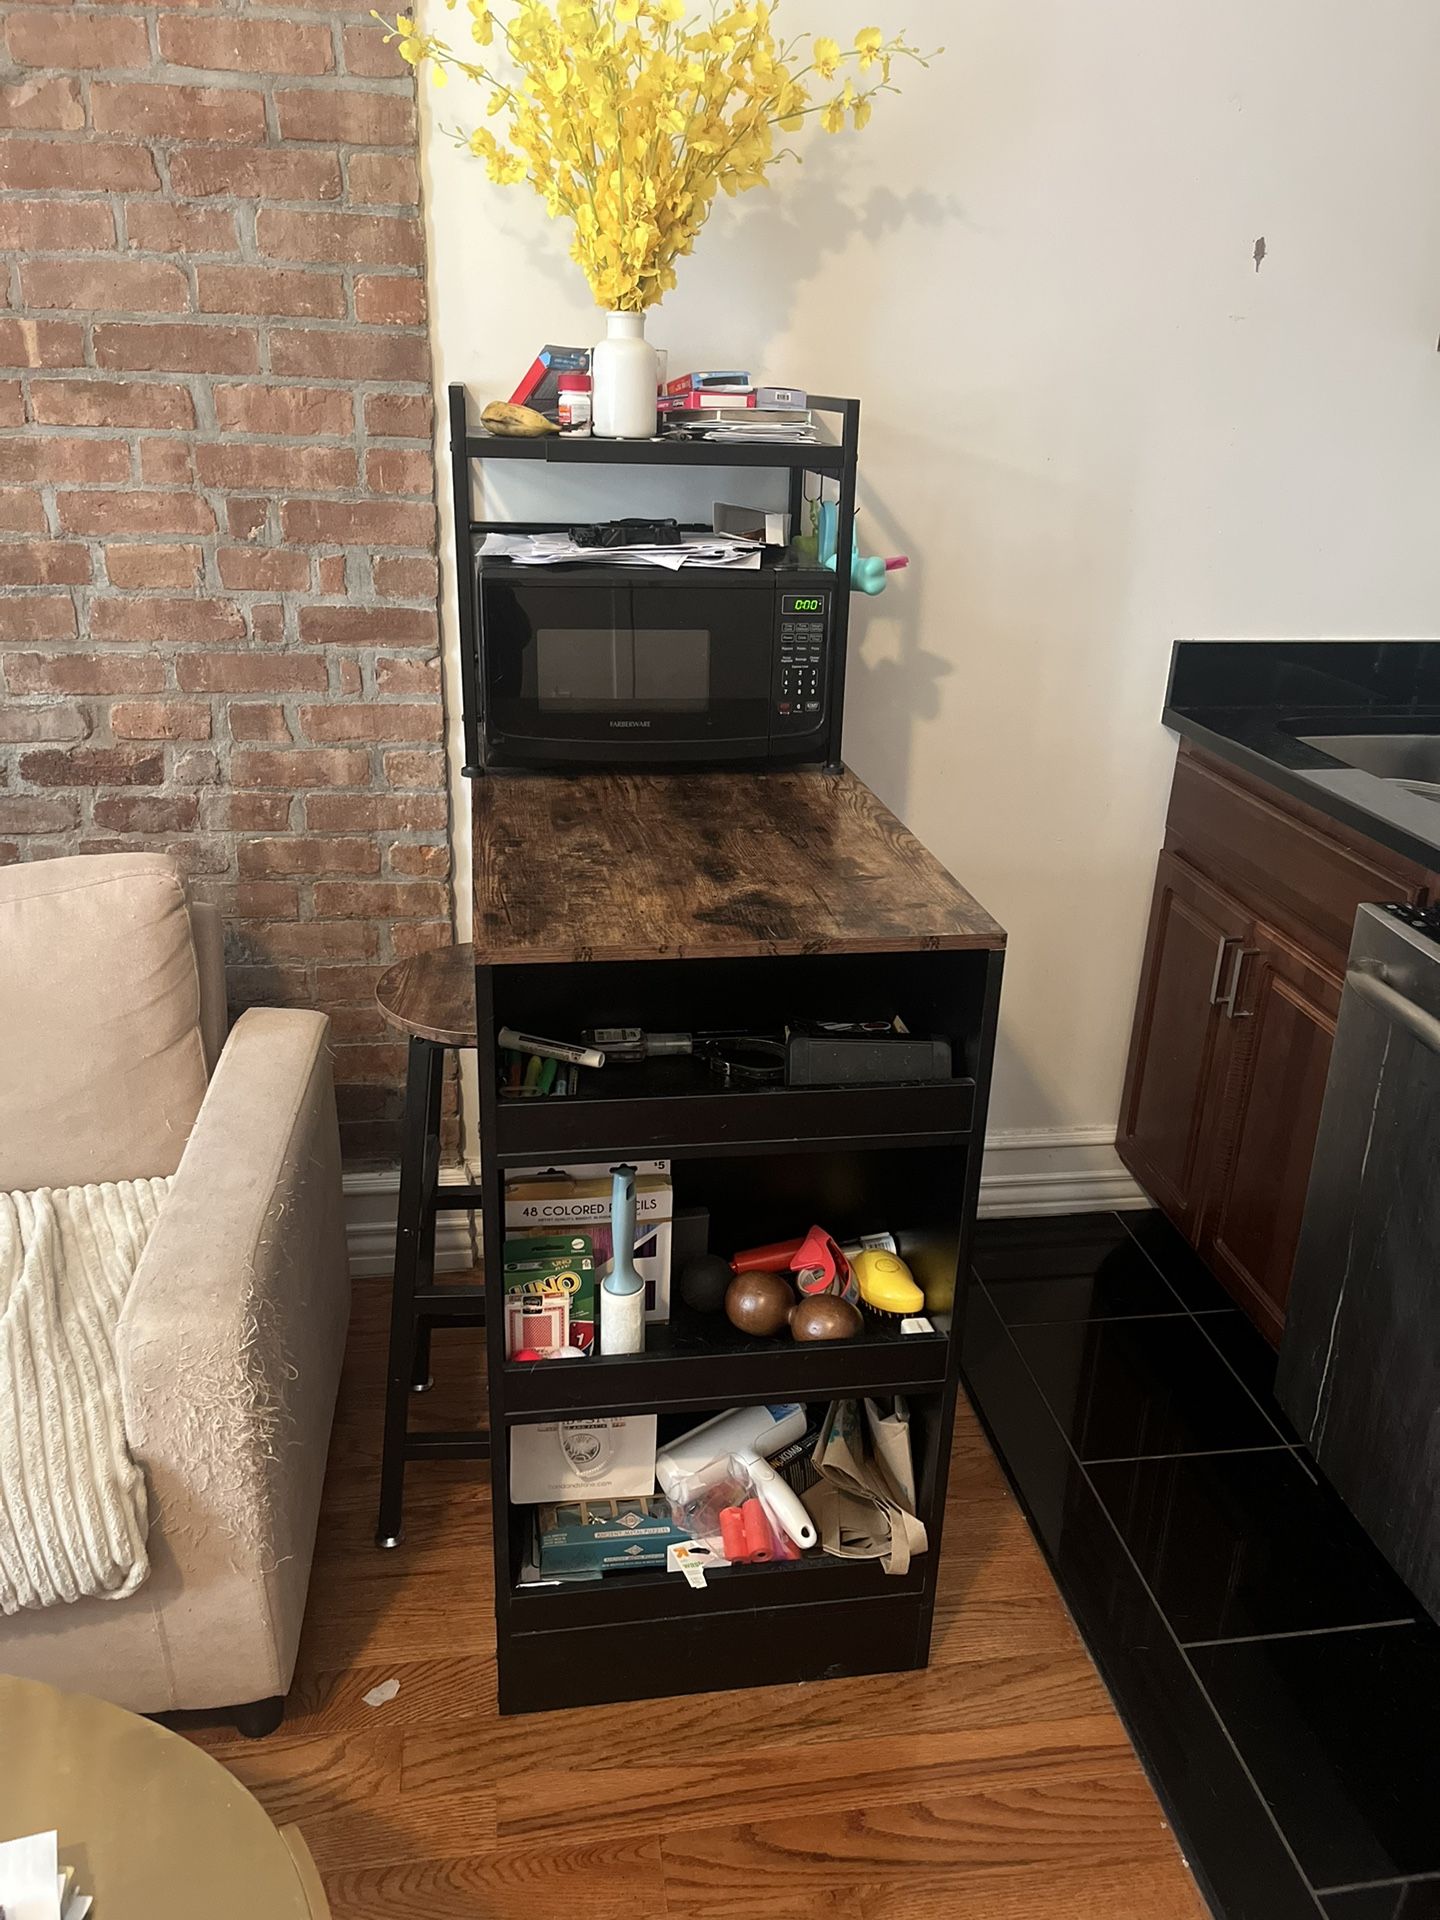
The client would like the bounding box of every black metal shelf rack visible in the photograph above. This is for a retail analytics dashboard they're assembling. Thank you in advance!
[447,382,861,775]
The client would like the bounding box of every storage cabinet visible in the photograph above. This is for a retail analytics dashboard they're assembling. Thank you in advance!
[1119,745,1432,1343]
[471,768,1006,1713]
[1118,851,1252,1235]
[1200,926,1341,1340]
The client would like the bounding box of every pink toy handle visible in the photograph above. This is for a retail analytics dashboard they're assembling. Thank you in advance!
[884,555,910,572]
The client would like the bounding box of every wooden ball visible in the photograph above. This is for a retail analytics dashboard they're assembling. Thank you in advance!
[724,1269,793,1338]
[679,1253,734,1314]
[789,1294,863,1342]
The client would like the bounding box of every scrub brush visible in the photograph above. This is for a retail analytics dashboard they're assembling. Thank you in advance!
[852,1248,925,1322]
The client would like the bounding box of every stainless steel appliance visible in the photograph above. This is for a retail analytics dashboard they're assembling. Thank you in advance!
[1278,899,1440,1620]
[472,555,840,770]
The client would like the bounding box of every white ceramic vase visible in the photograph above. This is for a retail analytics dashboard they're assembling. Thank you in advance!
[591,310,658,439]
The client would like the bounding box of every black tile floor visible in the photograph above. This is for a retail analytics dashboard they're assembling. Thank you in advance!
[962,1208,1440,1920]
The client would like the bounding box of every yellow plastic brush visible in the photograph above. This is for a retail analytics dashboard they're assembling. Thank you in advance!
[853,1249,925,1322]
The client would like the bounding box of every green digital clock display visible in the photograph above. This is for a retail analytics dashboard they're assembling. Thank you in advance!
[786,595,823,614]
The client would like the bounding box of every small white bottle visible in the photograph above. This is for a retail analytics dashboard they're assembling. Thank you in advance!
[557,372,591,433]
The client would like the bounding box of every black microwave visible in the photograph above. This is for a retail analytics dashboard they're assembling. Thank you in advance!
[472,554,843,771]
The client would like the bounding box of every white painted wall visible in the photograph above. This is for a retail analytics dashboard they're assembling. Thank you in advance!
[418,0,1440,1194]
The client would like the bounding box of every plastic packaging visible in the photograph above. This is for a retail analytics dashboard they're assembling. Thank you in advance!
[662,1454,790,1564]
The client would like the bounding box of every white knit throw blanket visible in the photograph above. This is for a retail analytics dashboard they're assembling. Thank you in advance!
[0,1178,169,1615]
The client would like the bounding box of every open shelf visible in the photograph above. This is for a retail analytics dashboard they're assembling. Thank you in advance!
[464,430,845,473]
[502,1302,949,1418]
[513,1548,928,1627]
[495,1060,976,1161]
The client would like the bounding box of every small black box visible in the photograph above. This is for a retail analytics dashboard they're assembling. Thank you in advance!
[785,1028,952,1088]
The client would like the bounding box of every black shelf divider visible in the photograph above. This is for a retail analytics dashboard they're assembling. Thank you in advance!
[493,1070,978,1162]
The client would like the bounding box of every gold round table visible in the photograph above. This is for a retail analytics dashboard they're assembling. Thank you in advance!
[0,1677,328,1918]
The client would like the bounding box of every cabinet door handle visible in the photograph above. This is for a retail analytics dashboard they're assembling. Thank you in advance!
[1218,945,1259,1019]
[1209,935,1235,1006]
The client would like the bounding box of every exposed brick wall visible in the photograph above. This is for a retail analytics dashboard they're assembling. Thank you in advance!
[0,0,451,1165]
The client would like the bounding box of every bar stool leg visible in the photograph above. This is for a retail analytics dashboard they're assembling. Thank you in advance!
[376,1035,444,1550]
[410,1323,433,1393]
[410,1050,445,1389]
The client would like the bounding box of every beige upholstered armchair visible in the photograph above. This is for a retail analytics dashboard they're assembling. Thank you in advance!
[0,853,350,1736]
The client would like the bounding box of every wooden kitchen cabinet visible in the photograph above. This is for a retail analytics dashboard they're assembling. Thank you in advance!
[1199,926,1342,1342]
[1118,745,1432,1344]
[1117,851,1251,1236]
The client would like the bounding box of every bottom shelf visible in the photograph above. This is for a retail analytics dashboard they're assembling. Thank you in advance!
[501,1564,933,1713]
[512,1547,928,1629]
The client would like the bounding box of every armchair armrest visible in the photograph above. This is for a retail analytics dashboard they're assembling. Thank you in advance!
[118,1008,350,1708]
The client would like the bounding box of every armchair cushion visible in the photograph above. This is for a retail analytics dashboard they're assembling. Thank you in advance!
[0,855,209,1190]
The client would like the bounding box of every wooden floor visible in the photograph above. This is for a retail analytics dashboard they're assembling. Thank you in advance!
[181,1277,1208,1920]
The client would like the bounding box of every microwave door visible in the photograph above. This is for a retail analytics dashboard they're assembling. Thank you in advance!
[625,582,772,753]
[484,581,630,746]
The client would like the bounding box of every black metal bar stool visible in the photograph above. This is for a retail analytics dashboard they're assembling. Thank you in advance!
[373,942,488,1549]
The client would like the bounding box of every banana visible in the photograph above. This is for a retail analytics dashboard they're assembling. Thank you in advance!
[481,400,560,438]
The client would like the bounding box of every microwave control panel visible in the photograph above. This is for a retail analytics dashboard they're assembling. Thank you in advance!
[773,590,830,729]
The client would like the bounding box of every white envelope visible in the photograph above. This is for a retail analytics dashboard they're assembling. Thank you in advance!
[509,1416,658,1503]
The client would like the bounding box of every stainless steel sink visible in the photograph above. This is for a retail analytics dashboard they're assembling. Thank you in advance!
[1296,731,1440,787]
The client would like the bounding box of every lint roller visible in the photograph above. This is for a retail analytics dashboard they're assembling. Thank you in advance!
[599,1165,646,1356]
[655,1404,818,1551]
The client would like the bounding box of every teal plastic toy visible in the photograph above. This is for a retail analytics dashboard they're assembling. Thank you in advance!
[818,500,910,596]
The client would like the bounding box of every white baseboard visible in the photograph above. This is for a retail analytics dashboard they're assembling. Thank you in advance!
[978,1126,1148,1218]
[344,1130,1146,1272]
[343,1168,478,1278]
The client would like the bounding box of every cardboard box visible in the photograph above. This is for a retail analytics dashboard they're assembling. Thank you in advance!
[505,1160,672,1320]
[537,1498,691,1577]
[501,1232,595,1357]
[509,1414,658,1503]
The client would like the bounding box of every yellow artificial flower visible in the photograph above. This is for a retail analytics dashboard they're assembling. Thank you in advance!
[854,26,882,68]
[378,0,937,308]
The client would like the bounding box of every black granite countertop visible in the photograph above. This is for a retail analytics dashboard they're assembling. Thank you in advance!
[1165,641,1440,871]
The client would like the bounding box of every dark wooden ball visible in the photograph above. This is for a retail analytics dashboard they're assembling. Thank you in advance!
[679,1253,734,1313]
[724,1269,794,1338]
[789,1294,863,1342]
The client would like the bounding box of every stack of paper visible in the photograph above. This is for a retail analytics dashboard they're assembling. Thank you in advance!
[702,422,819,444]
[0,1832,92,1920]
[479,531,762,571]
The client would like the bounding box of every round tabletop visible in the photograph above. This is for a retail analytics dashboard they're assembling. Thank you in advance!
[0,1677,319,1919]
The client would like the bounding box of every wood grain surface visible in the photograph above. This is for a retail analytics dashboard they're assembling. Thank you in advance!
[175,1273,1204,1920]
[472,770,1006,965]
[375,944,478,1046]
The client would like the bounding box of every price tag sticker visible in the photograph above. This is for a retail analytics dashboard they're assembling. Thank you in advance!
[900,1316,935,1336]
[667,1543,729,1589]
